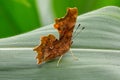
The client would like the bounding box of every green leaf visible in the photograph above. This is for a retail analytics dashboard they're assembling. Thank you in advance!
[0,6,120,80]
[51,0,120,17]
[0,0,41,38]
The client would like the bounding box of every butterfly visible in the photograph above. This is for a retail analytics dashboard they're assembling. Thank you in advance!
[33,7,78,66]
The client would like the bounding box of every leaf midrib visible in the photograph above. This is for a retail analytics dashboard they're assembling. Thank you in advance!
[0,48,120,52]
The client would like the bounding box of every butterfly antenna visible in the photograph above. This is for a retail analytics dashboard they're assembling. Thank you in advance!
[73,24,81,36]
[72,24,85,40]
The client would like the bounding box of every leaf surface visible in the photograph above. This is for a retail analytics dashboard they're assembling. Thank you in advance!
[0,6,120,80]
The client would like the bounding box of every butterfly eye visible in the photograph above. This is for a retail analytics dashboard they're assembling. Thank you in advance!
[58,27,60,30]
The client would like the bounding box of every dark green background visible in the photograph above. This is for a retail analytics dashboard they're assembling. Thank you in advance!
[0,0,120,38]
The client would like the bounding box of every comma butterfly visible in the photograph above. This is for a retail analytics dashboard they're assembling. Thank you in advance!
[33,7,78,65]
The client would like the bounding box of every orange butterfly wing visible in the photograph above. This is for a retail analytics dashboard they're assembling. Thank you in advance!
[34,8,78,64]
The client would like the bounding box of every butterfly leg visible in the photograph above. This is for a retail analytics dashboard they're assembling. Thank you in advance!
[57,55,63,67]
[70,49,79,60]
